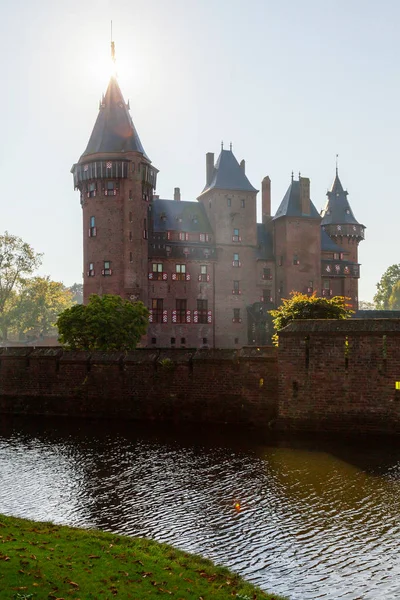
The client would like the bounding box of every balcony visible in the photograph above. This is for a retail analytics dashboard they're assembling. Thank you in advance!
[172,273,191,281]
[322,260,360,278]
[148,272,168,281]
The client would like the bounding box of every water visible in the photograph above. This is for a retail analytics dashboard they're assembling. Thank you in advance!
[0,416,399,600]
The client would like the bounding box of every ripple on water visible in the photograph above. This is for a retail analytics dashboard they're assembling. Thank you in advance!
[0,423,400,600]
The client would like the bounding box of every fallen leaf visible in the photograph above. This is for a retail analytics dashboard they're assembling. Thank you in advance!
[0,554,10,561]
[68,581,79,588]
[88,554,100,559]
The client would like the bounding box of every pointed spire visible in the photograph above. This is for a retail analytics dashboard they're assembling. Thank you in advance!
[200,146,257,194]
[80,77,149,159]
[230,142,232,151]
[336,153,339,176]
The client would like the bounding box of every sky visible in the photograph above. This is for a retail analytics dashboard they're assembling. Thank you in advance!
[1,0,399,301]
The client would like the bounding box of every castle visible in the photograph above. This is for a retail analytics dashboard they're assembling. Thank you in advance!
[72,73,365,348]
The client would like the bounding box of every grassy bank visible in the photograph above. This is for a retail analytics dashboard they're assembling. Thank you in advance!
[0,515,286,600]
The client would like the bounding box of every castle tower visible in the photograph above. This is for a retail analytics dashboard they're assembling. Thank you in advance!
[71,48,158,305]
[320,169,365,308]
[197,145,259,347]
[273,175,321,301]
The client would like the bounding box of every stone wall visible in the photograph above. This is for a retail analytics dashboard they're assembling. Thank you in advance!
[277,319,400,433]
[0,346,277,427]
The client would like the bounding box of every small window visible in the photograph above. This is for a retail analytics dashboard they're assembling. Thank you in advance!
[234,337,239,344]
[175,264,186,280]
[293,254,299,265]
[129,212,133,223]
[233,280,240,294]
[227,198,231,207]
[90,216,95,227]
[179,232,185,241]
[333,252,339,260]
[89,216,96,237]
[88,262,95,277]
[233,253,240,267]
[181,337,186,345]
[323,280,330,290]
[233,228,240,242]
[102,261,112,276]
[151,337,156,345]
[279,256,283,266]
[153,263,163,272]
[107,181,115,191]
[104,261,110,269]
[88,182,96,197]
[130,252,133,263]
[171,337,176,345]
[240,199,245,208]
[233,308,241,322]
[263,267,271,280]
[202,337,208,344]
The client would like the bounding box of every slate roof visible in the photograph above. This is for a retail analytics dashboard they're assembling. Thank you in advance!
[320,172,362,226]
[200,149,257,194]
[80,77,149,160]
[152,199,213,233]
[321,229,345,253]
[273,179,321,220]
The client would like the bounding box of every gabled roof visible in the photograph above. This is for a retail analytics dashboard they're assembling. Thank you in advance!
[80,77,149,160]
[320,171,361,226]
[200,149,257,194]
[273,179,320,220]
[152,199,213,234]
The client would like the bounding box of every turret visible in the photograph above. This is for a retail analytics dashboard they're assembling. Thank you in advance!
[71,44,158,305]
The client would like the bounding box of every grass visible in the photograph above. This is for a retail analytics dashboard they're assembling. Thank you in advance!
[0,514,287,600]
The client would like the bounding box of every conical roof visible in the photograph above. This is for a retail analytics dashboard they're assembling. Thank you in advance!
[321,171,360,226]
[201,149,257,194]
[80,77,149,160]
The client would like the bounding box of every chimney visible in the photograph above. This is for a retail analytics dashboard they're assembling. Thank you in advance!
[262,176,271,222]
[240,159,245,173]
[174,187,181,202]
[299,177,311,215]
[206,152,214,186]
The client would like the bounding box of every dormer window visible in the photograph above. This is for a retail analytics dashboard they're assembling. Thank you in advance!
[105,181,117,196]
[199,233,210,242]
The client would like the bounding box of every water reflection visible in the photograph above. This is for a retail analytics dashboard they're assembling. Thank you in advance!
[0,416,399,599]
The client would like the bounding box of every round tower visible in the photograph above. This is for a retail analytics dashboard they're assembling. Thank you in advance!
[320,169,365,307]
[71,51,158,305]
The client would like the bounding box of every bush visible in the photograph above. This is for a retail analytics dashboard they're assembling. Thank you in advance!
[56,294,149,351]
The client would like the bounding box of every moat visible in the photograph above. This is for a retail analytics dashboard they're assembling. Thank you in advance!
[0,416,399,599]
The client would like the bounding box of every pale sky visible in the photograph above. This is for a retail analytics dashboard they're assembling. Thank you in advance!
[1,0,399,301]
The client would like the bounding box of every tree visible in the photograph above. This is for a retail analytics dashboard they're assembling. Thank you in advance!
[68,283,83,304]
[269,292,353,345]
[388,280,400,310]
[358,300,375,310]
[373,264,400,309]
[12,277,74,337]
[0,232,42,340]
[56,294,149,351]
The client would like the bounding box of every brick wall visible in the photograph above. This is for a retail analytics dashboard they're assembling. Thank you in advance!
[0,347,277,427]
[277,319,400,433]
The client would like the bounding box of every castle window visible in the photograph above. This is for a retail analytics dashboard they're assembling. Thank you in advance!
[263,267,272,280]
[151,298,163,323]
[279,256,283,266]
[233,308,241,323]
[227,198,231,207]
[152,263,164,281]
[308,280,313,294]
[293,254,300,265]
[198,265,209,282]
[174,264,186,281]
[241,199,245,208]
[130,252,133,263]
[262,289,271,302]
[181,338,186,345]
[106,181,116,196]
[197,299,208,324]
[233,280,240,295]
[234,337,239,344]
[88,182,96,197]
[179,232,189,241]
[89,216,96,237]
[102,261,112,276]
[199,233,210,242]
[233,253,241,267]
[203,338,208,345]
[129,231,133,242]
[87,262,95,277]
[279,281,283,295]
[232,228,241,242]
[129,212,133,223]
[176,299,188,323]
[171,337,176,345]
[151,337,156,344]
[323,280,330,289]
[143,218,148,239]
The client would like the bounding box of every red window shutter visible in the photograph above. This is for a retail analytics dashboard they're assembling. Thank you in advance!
[193,310,199,324]
[88,228,91,237]
[93,227,97,236]
[148,272,153,279]
[207,274,210,282]
[185,232,189,241]
[198,274,201,281]
[149,310,153,323]
[172,310,177,323]
[162,273,168,280]
[162,310,168,323]
[172,273,177,281]
[186,310,191,323]
[207,310,212,324]
[186,273,191,281]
